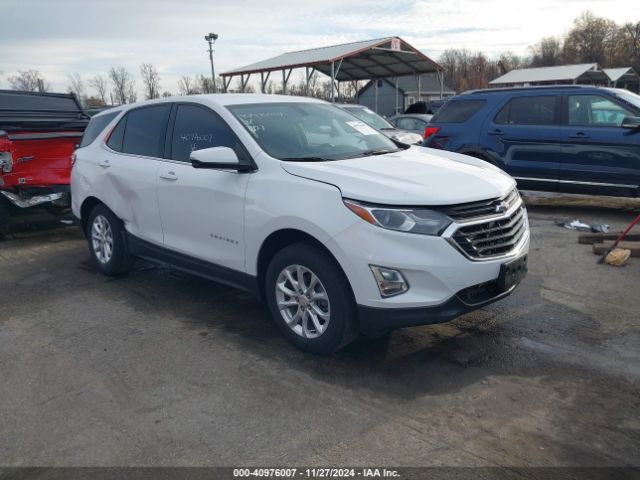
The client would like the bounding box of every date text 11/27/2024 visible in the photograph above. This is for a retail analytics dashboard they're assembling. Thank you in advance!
[232,468,400,478]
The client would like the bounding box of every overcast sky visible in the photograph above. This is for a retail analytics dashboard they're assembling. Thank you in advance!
[1,0,638,97]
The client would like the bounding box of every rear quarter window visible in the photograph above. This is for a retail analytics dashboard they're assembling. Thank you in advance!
[80,111,119,147]
[107,105,170,157]
[431,100,486,123]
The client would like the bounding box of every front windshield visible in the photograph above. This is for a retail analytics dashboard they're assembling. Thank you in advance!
[228,102,400,161]
[342,106,394,130]
[612,89,640,110]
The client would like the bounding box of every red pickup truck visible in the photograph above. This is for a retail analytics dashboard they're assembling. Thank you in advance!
[0,90,89,237]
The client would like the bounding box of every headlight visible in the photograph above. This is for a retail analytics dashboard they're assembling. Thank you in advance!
[344,199,452,236]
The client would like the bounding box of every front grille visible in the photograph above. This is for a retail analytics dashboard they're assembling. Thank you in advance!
[441,189,520,220]
[452,205,526,258]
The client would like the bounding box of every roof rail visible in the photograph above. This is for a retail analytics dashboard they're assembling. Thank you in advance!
[463,85,599,95]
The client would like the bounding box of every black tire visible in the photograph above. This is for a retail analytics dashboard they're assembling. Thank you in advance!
[0,195,10,239]
[265,243,358,355]
[86,204,134,275]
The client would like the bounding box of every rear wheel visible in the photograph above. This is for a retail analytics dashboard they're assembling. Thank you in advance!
[265,243,358,355]
[87,204,134,275]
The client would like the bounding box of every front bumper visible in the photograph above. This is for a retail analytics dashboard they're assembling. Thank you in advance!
[357,276,520,335]
[325,202,530,330]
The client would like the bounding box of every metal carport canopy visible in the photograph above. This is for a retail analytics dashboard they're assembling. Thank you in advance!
[220,37,445,103]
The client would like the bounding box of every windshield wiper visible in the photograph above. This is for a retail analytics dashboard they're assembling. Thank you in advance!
[344,149,402,159]
[280,156,333,162]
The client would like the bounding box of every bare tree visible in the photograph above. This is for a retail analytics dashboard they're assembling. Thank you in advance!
[139,63,161,99]
[84,96,106,108]
[89,74,108,104]
[439,49,474,92]
[233,77,255,93]
[109,67,135,104]
[197,74,214,94]
[196,74,225,94]
[563,11,617,65]
[127,85,137,103]
[497,52,525,75]
[178,75,199,95]
[8,70,50,92]
[618,21,640,73]
[68,72,84,106]
[529,37,563,67]
[161,91,173,98]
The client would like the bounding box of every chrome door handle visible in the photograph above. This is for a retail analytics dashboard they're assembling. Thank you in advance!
[159,171,178,181]
[98,160,111,168]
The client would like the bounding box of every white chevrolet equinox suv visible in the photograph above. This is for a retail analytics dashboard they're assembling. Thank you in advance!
[72,94,529,354]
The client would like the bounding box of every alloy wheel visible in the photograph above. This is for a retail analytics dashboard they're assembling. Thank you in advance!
[91,214,114,264]
[275,264,331,339]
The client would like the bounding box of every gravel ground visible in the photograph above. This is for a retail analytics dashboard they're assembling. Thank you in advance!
[0,196,638,467]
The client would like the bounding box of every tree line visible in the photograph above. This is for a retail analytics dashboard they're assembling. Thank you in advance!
[441,11,640,92]
[2,10,639,106]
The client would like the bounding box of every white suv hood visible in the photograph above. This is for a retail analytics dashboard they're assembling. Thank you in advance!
[280,147,516,205]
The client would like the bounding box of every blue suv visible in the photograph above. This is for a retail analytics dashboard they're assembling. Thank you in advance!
[423,86,640,197]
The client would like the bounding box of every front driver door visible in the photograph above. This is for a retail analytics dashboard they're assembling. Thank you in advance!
[556,93,640,195]
[156,103,251,273]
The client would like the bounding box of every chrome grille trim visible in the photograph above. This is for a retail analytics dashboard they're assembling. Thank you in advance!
[449,203,527,259]
[441,189,520,222]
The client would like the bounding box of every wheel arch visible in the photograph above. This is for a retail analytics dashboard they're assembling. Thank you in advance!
[255,228,355,305]
[79,196,105,234]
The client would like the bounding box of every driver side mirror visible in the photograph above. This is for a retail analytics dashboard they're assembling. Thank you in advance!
[190,147,254,172]
[621,116,640,130]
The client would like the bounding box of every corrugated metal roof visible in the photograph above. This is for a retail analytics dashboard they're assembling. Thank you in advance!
[221,37,443,81]
[604,67,636,82]
[224,38,392,74]
[490,63,600,84]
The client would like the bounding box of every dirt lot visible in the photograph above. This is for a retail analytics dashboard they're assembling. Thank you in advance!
[0,195,639,467]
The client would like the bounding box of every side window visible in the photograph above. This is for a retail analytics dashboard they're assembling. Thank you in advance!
[495,96,557,125]
[106,115,126,152]
[170,105,241,162]
[121,105,169,157]
[568,95,633,127]
[432,100,486,123]
[80,111,118,147]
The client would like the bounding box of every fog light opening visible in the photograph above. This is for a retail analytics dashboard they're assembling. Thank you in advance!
[370,265,409,298]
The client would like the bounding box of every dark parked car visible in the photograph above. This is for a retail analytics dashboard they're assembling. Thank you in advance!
[405,99,448,115]
[422,86,640,197]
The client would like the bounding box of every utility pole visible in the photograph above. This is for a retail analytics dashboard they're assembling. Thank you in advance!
[204,33,219,93]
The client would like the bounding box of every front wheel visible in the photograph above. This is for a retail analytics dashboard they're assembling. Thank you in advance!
[265,243,358,354]
[87,204,134,275]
